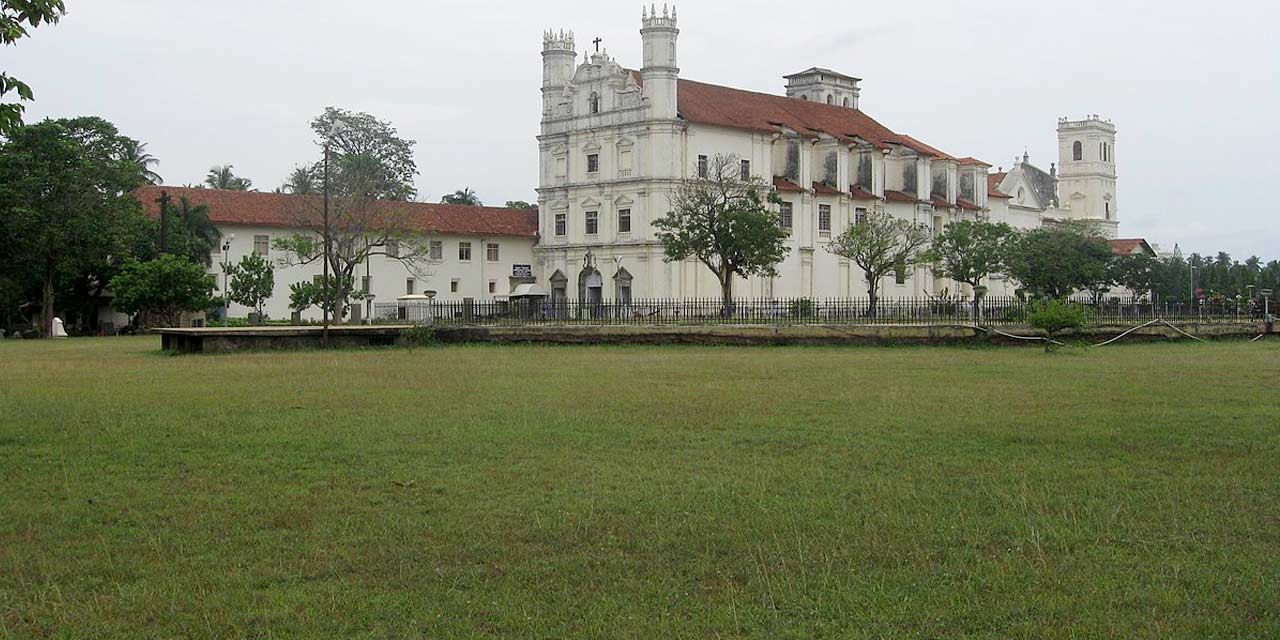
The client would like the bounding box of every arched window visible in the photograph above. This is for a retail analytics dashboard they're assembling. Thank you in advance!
[1073,141,1083,161]
[588,92,600,114]
[826,94,834,104]
[842,97,850,107]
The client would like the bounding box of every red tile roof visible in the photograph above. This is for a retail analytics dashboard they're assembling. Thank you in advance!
[897,134,955,161]
[773,176,807,192]
[849,186,880,200]
[929,196,953,209]
[134,186,539,238]
[956,198,982,211]
[958,157,992,167]
[812,182,843,196]
[667,75,909,148]
[987,173,1012,199]
[884,190,925,204]
[1109,238,1155,257]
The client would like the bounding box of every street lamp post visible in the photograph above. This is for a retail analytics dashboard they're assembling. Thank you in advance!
[221,234,235,327]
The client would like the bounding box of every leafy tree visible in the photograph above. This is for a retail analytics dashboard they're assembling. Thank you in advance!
[504,200,538,210]
[0,116,150,336]
[1109,253,1161,301]
[226,254,275,321]
[286,277,360,319]
[1004,225,1113,300]
[280,165,316,195]
[1025,298,1091,351]
[122,139,162,185]
[204,164,252,190]
[923,219,1014,318]
[1,1,65,135]
[828,209,931,317]
[653,153,790,313]
[273,107,431,328]
[109,255,215,328]
[441,187,482,206]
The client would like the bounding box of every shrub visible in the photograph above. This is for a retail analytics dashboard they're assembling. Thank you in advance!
[400,325,437,349]
[1026,299,1091,338]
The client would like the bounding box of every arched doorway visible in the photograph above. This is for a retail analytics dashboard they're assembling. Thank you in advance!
[579,267,603,304]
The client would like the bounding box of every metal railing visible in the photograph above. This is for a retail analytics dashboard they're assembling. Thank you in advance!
[371,296,1268,327]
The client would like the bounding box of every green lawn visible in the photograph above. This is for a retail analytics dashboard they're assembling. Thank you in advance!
[1,338,1277,639]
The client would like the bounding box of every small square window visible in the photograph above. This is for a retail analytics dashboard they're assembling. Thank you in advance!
[587,154,599,173]
[555,213,566,236]
[458,242,472,261]
[429,240,443,260]
[406,278,416,295]
[487,243,500,262]
[253,234,269,257]
[488,280,496,294]
[585,211,599,235]
[618,208,631,233]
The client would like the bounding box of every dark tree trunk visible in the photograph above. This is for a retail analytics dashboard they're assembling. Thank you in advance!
[865,270,879,319]
[40,258,55,338]
[720,272,735,319]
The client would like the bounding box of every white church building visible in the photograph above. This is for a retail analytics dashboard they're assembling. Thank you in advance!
[534,6,1129,301]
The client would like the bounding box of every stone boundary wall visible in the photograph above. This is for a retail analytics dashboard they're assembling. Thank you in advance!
[157,322,1272,353]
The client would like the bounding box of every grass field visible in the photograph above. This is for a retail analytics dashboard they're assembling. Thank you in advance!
[1,337,1278,639]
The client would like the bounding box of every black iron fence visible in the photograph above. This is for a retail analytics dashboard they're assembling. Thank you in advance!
[371,296,1269,327]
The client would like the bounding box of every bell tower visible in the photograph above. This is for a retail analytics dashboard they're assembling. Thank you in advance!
[541,29,576,117]
[641,4,679,120]
[1057,115,1118,225]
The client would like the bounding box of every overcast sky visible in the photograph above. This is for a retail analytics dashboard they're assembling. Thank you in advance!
[9,0,1278,257]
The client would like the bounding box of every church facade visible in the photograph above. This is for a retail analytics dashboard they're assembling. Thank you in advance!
[534,7,1126,301]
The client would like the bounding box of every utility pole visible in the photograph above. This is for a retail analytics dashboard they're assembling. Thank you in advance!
[157,190,171,254]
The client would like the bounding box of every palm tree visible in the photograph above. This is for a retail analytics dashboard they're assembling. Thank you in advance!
[441,187,482,206]
[205,164,253,191]
[123,139,162,185]
[167,197,221,265]
[280,165,316,195]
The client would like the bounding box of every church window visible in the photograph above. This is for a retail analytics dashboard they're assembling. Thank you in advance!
[589,92,600,114]
[779,202,793,232]
[587,153,599,173]
[741,159,751,181]
[487,243,500,262]
[843,97,850,107]
[697,155,708,178]
[818,205,831,238]
[618,208,631,233]
[458,242,472,261]
[555,213,566,236]
[826,94,834,104]
[406,278,416,295]
[429,240,443,260]
[1073,141,1083,161]
[253,235,269,257]
[585,210,599,235]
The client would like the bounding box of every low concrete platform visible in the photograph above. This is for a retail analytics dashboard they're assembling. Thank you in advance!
[155,321,1271,353]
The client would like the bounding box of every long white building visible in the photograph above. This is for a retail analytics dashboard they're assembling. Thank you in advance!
[534,7,1127,301]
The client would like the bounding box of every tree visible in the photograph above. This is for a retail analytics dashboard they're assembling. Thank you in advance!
[122,139,162,185]
[287,277,360,319]
[504,200,538,210]
[273,107,431,329]
[1004,225,1113,300]
[280,165,316,195]
[109,255,215,328]
[204,164,252,190]
[1025,298,1091,351]
[1,1,65,136]
[828,209,931,317]
[161,196,221,266]
[441,187,482,206]
[0,116,150,336]
[923,219,1015,318]
[226,254,275,321]
[653,153,791,313]
[1109,252,1161,301]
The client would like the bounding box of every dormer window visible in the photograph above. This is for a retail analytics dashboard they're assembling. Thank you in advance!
[589,92,600,114]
